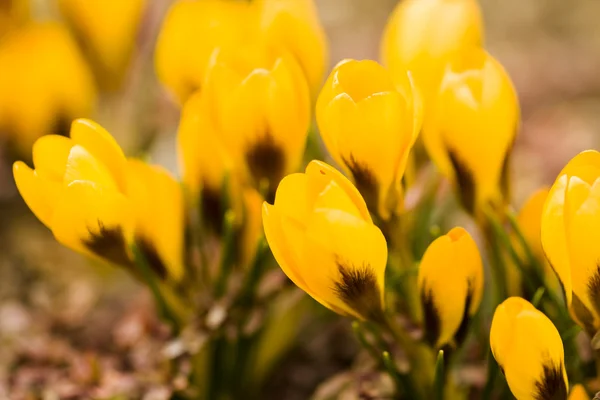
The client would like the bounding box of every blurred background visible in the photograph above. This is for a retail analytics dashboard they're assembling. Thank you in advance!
[1,0,599,398]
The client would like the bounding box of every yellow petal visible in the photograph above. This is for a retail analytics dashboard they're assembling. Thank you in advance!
[13,161,61,228]
[568,384,590,400]
[50,180,134,266]
[541,174,572,305]
[32,135,74,182]
[490,297,568,400]
[302,207,388,320]
[418,227,483,347]
[305,160,371,223]
[126,159,185,281]
[558,150,600,185]
[69,119,127,190]
[64,145,119,190]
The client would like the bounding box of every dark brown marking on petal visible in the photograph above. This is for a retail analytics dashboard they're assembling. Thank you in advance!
[447,149,476,214]
[534,363,567,400]
[201,185,225,235]
[342,154,378,214]
[245,134,285,202]
[421,287,441,347]
[453,283,474,347]
[333,259,383,322]
[82,223,131,267]
[573,292,597,337]
[52,114,72,137]
[135,236,167,280]
[587,266,600,322]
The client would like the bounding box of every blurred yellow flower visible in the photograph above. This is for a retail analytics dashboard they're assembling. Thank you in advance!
[155,0,253,104]
[0,22,96,155]
[58,0,147,90]
[381,0,483,105]
[262,160,387,321]
[424,48,519,214]
[418,227,483,348]
[13,119,184,280]
[204,44,310,199]
[155,0,326,104]
[490,297,568,400]
[254,0,328,95]
[0,0,29,38]
[568,385,590,400]
[541,150,600,334]
[316,59,422,221]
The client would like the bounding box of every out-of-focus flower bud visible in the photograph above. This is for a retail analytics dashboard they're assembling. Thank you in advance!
[263,160,387,321]
[0,23,96,154]
[13,119,184,280]
[418,227,483,348]
[381,0,483,105]
[490,297,568,400]
[316,59,422,221]
[254,0,327,95]
[541,150,600,335]
[423,48,519,214]
[58,0,147,90]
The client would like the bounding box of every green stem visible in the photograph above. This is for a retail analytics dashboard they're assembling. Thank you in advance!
[215,210,237,298]
[433,350,445,400]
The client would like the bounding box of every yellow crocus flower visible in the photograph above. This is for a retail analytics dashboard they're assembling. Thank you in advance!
[0,22,96,155]
[381,0,483,105]
[316,59,422,221]
[58,0,147,90]
[568,385,590,400]
[204,44,310,199]
[13,119,184,280]
[423,48,519,214]
[262,160,387,321]
[541,150,600,334]
[418,227,483,348]
[490,297,568,400]
[254,0,328,95]
[154,0,254,104]
[0,0,29,38]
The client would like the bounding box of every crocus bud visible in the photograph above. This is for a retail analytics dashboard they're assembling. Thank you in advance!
[381,0,483,105]
[254,0,327,95]
[490,297,568,400]
[418,227,483,348]
[0,22,96,154]
[154,0,253,103]
[568,385,590,400]
[205,44,310,199]
[58,0,147,90]
[316,59,422,221]
[541,150,600,335]
[424,48,519,214]
[13,119,184,280]
[262,160,387,321]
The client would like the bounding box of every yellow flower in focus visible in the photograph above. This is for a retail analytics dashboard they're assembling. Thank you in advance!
[490,297,568,400]
[254,0,328,95]
[424,48,519,214]
[381,0,483,105]
[541,150,600,334]
[262,160,387,321]
[13,119,184,280]
[154,0,255,103]
[205,44,310,199]
[0,0,29,38]
[418,227,483,348]
[568,385,590,400]
[0,23,96,155]
[316,59,422,221]
[58,0,147,90]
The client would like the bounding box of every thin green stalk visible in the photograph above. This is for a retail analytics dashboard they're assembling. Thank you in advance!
[214,210,237,298]
[352,321,384,364]
[433,350,445,400]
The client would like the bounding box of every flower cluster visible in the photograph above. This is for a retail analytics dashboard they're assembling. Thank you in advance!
[5,0,600,399]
